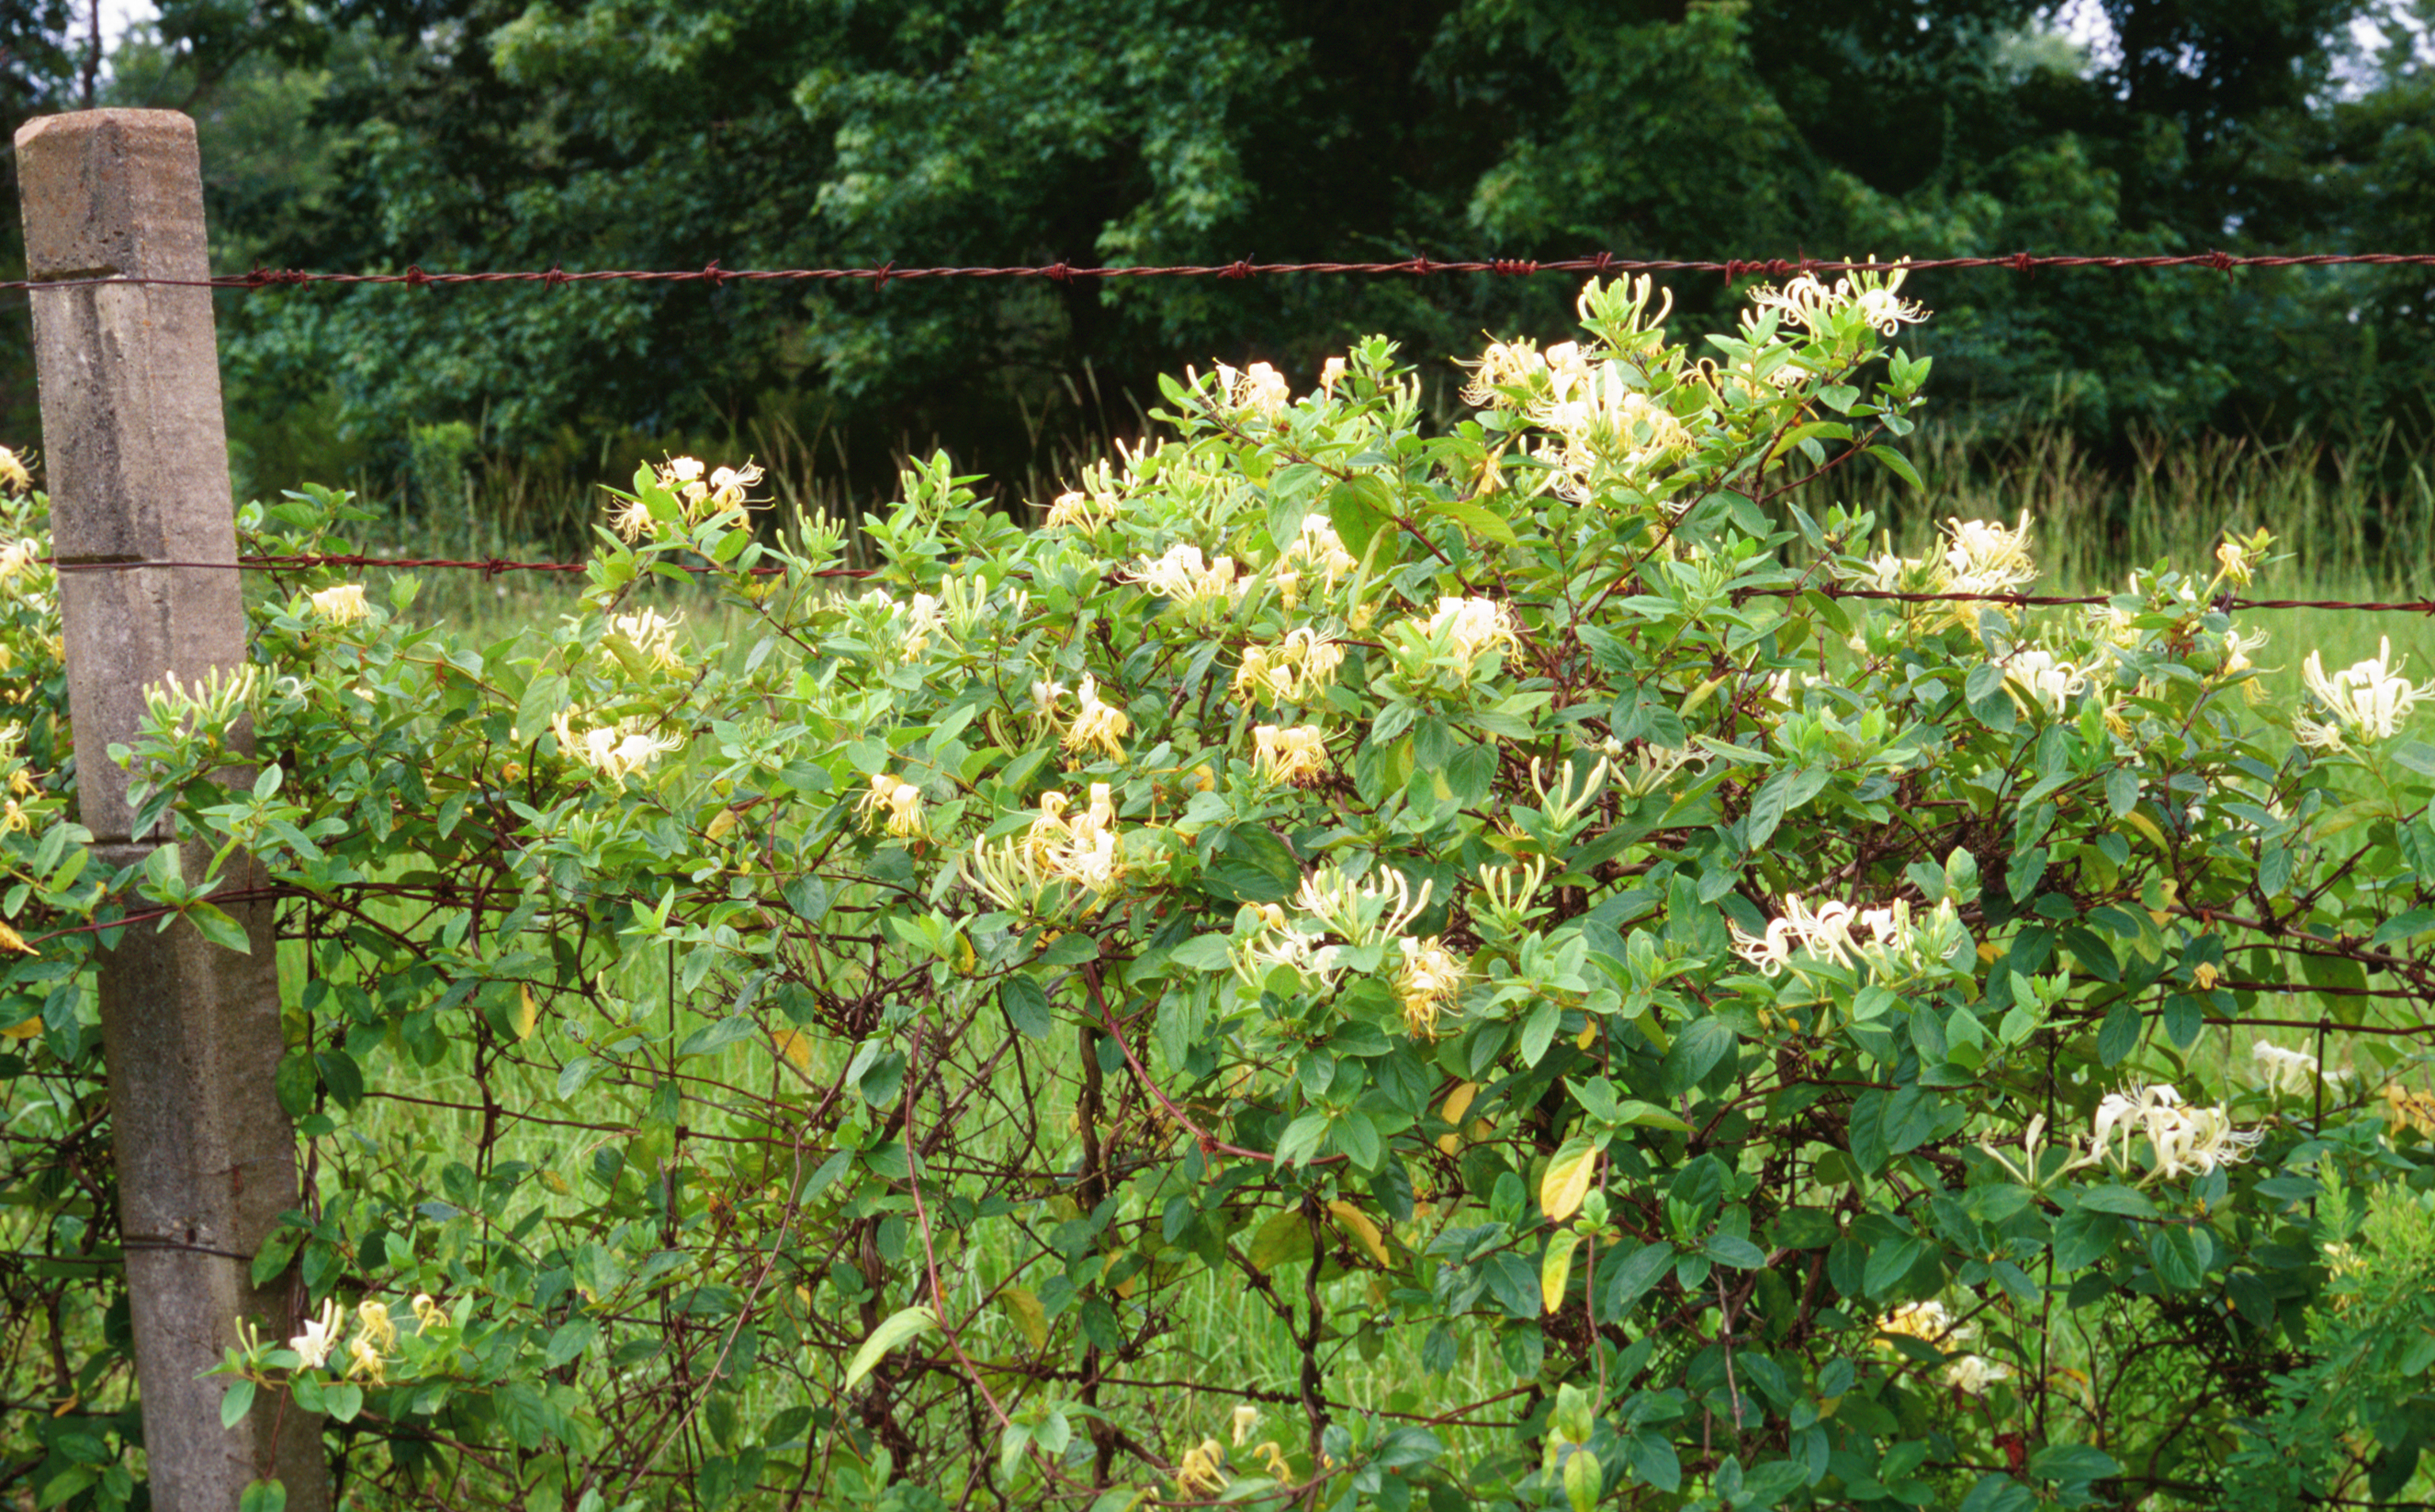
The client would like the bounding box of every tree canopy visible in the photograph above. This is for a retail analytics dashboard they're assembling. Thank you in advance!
[7,0,2434,497]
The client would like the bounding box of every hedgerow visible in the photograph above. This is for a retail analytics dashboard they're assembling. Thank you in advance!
[6,266,2435,1511]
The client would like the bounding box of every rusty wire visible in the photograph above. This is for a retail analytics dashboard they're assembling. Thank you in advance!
[4,249,2435,296]
[34,554,2435,616]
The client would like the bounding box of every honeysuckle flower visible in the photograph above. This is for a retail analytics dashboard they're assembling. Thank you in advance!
[1732,893,1959,985]
[1944,1354,2011,1395]
[1175,1438,1229,1498]
[1530,364,1692,498]
[1235,626,1344,703]
[2089,1083,2262,1183]
[1876,1299,1964,1346]
[1233,361,1290,417]
[1129,544,1239,609]
[552,709,682,781]
[1293,865,1431,945]
[1458,341,1550,407]
[1422,595,1520,664]
[663,456,705,484]
[144,665,259,730]
[1030,677,1067,729]
[1233,918,1344,990]
[609,493,658,543]
[609,609,685,671]
[1746,273,1836,332]
[1045,489,1117,529]
[1278,514,1358,600]
[1393,936,1465,1038]
[305,583,369,625]
[0,446,27,492]
[708,461,763,506]
[1940,511,2037,598]
[2295,637,2435,750]
[2383,1083,2435,1140]
[1231,1404,1261,1448]
[900,592,945,659]
[2222,625,2268,678]
[411,1293,448,1330]
[858,773,925,838]
[1252,723,1329,786]
[290,1296,345,1369]
[0,537,36,580]
[356,1300,398,1353]
[345,1333,388,1384]
[1063,674,1131,762]
[1317,356,1347,395]
[2001,647,2088,714]
[2253,1040,2343,1098]
[1849,273,1929,337]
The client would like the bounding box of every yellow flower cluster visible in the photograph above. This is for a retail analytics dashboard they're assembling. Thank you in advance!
[858,773,926,838]
[964,784,1128,912]
[1129,543,1241,610]
[1061,674,1132,762]
[2296,636,2435,752]
[610,609,686,672]
[1275,514,1358,604]
[1252,723,1328,786]
[1234,628,1344,703]
[308,583,370,625]
[1393,936,1465,1038]
[552,709,680,781]
[1422,595,1520,663]
[0,447,27,493]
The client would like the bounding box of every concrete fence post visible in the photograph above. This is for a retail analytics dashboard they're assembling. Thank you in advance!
[14,110,324,1512]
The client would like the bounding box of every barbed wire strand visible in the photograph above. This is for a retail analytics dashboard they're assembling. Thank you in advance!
[35,555,2435,615]
[6,249,2435,296]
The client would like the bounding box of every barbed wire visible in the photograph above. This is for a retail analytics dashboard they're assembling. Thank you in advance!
[34,552,2435,613]
[7,249,2435,296]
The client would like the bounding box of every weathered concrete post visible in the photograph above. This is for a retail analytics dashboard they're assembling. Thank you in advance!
[14,110,324,1512]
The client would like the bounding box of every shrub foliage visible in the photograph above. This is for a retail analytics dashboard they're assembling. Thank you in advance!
[6,269,2435,1510]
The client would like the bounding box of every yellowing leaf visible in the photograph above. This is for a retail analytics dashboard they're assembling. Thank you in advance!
[705,806,739,842]
[538,1169,569,1195]
[1541,1230,1581,1314]
[772,1029,812,1071]
[1540,1136,1600,1224]
[2,1016,40,1040]
[1437,1082,1479,1155]
[0,918,32,955]
[844,1305,938,1391]
[1246,1208,1313,1271]
[1327,1200,1390,1267]
[1574,1022,1597,1051]
[1000,1286,1048,1349]
[514,984,537,1042]
[2120,808,2167,851]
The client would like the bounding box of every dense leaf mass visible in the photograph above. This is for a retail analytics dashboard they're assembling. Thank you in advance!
[6,0,2435,491]
[7,273,2435,1509]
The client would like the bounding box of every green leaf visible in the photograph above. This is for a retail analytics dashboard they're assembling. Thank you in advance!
[236,1480,288,1512]
[2027,1444,2120,1483]
[2096,997,2142,1066]
[1659,1017,1734,1096]
[1326,475,1395,559]
[1867,445,1925,490]
[1963,662,2016,732]
[1202,827,1300,904]
[1000,976,1052,1038]
[324,1383,363,1423]
[220,1376,257,1430]
[250,1224,306,1288]
[1426,494,1519,547]
[185,901,254,954]
[2370,907,2435,949]
[677,1015,758,1060]
[1957,1474,2036,1512]
[844,1306,938,1390]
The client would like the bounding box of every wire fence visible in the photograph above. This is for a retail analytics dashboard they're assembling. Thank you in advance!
[28,552,2435,617]
[7,248,2435,296]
